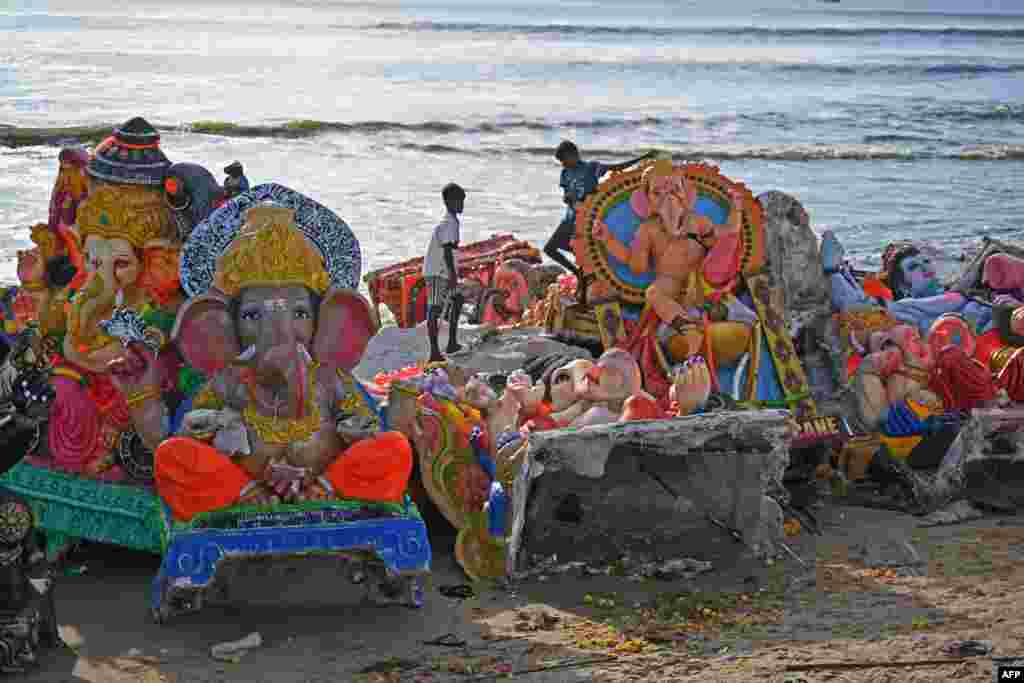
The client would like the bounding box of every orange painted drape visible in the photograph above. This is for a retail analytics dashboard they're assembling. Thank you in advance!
[155,431,414,521]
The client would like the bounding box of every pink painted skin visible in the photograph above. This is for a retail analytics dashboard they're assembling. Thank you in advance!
[669,356,712,416]
[504,371,544,417]
[621,393,665,421]
[876,346,905,378]
[581,348,644,403]
[482,267,530,326]
[1013,308,1024,336]
[888,324,934,370]
[870,326,930,367]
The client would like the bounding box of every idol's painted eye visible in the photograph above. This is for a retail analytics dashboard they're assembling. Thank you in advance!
[553,372,571,385]
[240,309,262,322]
[294,308,311,320]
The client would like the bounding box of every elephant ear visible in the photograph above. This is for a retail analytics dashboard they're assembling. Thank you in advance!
[315,288,379,375]
[171,292,240,376]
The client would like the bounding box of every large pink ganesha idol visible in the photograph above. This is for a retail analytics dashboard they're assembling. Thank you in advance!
[111,204,414,520]
[594,160,746,332]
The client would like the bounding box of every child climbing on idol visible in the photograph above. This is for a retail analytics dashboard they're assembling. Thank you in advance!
[545,141,655,304]
[423,183,466,363]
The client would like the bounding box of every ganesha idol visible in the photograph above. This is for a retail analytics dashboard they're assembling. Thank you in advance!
[563,159,813,416]
[3,145,90,342]
[19,119,188,480]
[841,323,977,470]
[7,224,79,343]
[8,117,241,480]
[501,349,666,432]
[479,258,562,327]
[107,199,414,520]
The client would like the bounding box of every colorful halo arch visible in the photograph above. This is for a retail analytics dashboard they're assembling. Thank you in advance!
[576,161,767,305]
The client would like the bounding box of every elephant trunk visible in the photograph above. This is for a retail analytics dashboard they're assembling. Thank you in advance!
[233,342,311,419]
[71,272,116,341]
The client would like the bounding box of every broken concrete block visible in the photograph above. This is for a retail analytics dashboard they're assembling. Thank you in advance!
[506,410,793,575]
[957,407,1024,512]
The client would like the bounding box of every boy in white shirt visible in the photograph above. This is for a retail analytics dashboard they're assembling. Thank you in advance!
[423,183,465,362]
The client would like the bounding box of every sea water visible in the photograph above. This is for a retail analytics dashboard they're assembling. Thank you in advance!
[1,0,1022,287]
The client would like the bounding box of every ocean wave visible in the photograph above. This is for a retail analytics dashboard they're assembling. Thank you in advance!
[907,103,1024,123]
[399,143,1024,161]
[861,134,935,144]
[958,145,1024,160]
[3,106,1021,148]
[367,20,1024,40]
[562,60,1024,78]
[923,63,1024,75]
[398,143,926,160]
[0,116,717,147]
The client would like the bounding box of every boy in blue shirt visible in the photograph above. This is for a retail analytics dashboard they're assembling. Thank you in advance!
[544,141,653,304]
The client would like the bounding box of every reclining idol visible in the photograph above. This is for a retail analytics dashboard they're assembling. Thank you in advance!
[824,231,1024,406]
[819,230,1024,502]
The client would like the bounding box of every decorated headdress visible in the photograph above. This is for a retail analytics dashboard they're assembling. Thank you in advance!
[213,204,330,297]
[180,183,361,298]
[631,159,695,220]
[641,159,677,186]
[87,116,171,186]
[75,184,176,249]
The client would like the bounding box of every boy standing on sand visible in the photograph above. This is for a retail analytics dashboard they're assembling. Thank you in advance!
[424,183,466,363]
[544,141,654,303]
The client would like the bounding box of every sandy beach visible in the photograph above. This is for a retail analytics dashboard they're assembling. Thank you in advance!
[14,499,1021,683]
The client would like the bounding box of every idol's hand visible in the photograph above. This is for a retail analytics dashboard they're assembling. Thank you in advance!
[107,341,161,396]
[180,409,226,440]
[726,186,744,206]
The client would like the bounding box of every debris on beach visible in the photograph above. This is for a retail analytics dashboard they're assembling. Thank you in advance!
[940,639,993,657]
[917,499,985,527]
[210,632,262,662]
[511,553,712,583]
[514,609,561,632]
[634,558,714,581]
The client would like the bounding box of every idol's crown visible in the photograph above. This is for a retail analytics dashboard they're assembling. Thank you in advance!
[214,204,330,297]
[76,184,174,249]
